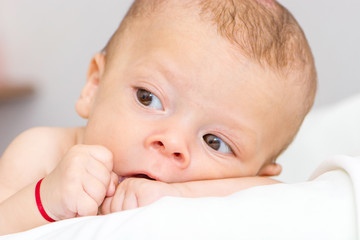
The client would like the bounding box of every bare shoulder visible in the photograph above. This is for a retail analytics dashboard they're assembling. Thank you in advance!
[13,126,83,153]
[0,127,84,199]
[3,126,83,164]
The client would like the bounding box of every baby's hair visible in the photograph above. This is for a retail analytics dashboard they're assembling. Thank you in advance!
[104,0,316,107]
[198,0,317,117]
[103,0,317,159]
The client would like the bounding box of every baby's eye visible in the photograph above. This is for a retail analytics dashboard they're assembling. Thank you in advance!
[203,134,233,154]
[136,88,163,110]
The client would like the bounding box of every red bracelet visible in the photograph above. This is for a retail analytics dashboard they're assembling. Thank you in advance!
[35,178,56,222]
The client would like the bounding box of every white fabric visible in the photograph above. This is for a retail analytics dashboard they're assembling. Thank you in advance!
[1,155,358,240]
[277,93,360,183]
[310,154,360,238]
[1,94,360,239]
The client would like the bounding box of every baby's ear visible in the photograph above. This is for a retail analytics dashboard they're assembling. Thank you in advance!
[76,52,106,119]
[257,162,282,177]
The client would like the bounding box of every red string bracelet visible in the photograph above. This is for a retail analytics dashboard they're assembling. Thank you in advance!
[35,178,56,222]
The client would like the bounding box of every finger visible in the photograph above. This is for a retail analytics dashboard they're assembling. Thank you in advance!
[87,145,113,171]
[122,190,139,211]
[82,174,107,206]
[85,157,111,188]
[106,172,119,197]
[110,186,125,212]
[77,191,99,217]
[99,196,113,215]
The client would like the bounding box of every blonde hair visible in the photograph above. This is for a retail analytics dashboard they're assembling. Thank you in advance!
[198,0,316,116]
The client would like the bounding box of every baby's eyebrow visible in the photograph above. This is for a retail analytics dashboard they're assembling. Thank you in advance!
[228,127,258,157]
[152,60,187,87]
[129,57,179,81]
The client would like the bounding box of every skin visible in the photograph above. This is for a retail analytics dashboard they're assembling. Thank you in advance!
[80,6,286,183]
[79,5,286,213]
[0,3,292,235]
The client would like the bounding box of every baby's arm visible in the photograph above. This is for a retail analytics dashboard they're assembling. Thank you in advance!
[0,127,61,234]
[175,177,281,197]
[100,177,280,213]
[0,128,117,235]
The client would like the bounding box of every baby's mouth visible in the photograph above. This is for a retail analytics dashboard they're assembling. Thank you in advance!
[119,173,156,184]
[132,173,156,181]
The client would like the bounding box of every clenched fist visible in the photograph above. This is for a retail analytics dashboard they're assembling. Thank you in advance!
[100,177,181,214]
[40,145,118,220]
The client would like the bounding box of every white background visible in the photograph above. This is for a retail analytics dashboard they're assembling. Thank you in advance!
[0,1,359,175]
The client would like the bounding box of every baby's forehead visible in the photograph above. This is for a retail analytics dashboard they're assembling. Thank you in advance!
[120,0,283,68]
[121,48,283,114]
[107,0,302,112]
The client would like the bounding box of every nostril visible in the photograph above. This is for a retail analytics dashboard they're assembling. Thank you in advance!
[172,152,189,168]
[152,141,164,149]
[173,152,182,160]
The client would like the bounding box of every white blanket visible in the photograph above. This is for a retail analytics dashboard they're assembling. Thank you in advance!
[1,155,359,240]
[277,94,360,183]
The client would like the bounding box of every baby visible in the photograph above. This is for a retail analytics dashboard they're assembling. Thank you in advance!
[0,0,316,235]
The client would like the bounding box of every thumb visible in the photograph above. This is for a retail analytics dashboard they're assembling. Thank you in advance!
[106,172,119,197]
[99,196,113,215]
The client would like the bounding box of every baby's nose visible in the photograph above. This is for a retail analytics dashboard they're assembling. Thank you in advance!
[145,134,190,169]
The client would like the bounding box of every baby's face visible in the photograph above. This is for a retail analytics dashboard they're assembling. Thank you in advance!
[81,8,288,182]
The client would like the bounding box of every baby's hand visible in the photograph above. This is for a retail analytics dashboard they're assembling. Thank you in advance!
[100,178,181,214]
[41,145,118,220]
